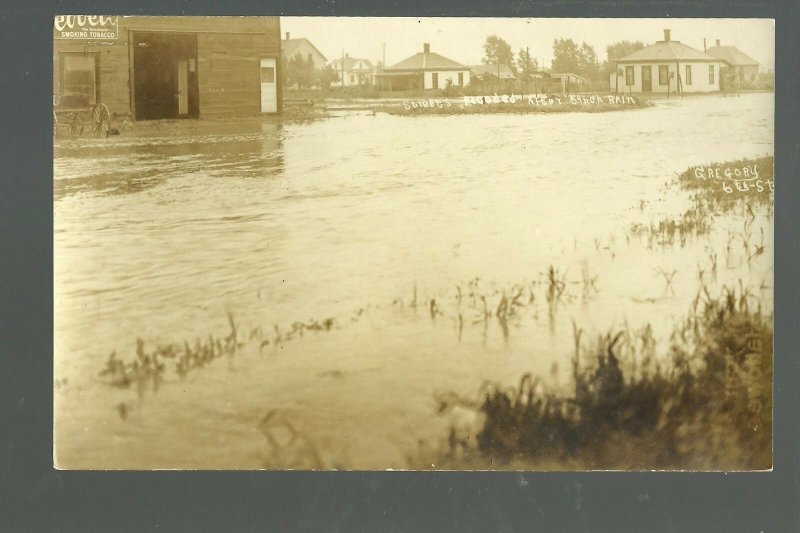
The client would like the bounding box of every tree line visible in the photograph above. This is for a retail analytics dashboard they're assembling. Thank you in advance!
[482,35,646,82]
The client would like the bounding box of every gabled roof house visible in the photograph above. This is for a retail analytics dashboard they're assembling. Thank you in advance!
[282,33,328,69]
[330,55,375,86]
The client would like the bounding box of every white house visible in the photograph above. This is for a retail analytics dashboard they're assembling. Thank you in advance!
[281,33,328,69]
[329,55,375,87]
[375,43,470,91]
[610,30,722,94]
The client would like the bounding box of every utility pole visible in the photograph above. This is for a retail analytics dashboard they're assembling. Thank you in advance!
[341,49,345,88]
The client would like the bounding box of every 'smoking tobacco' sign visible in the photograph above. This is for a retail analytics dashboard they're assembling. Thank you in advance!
[54,16,119,40]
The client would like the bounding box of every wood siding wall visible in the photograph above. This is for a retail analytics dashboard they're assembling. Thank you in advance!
[53,16,281,119]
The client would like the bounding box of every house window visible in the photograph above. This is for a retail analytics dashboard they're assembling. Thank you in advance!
[458,72,463,86]
[307,53,312,63]
[685,65,692,85]
[625,66,634,86]
[709,65,715,84]
[350,74,355,83]
[432,72,438,89]
[659,65,669,85]
[58,53,96,107]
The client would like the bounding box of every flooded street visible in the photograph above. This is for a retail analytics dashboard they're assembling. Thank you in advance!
[54,93,773,469]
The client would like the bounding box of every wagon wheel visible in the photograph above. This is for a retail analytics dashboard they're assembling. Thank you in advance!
[67,112,84,135]
[91,104,111,137]
[52,111,58,139]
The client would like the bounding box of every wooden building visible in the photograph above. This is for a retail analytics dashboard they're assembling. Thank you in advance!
[53,16,283,121]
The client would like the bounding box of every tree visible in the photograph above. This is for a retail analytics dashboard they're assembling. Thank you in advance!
[603,40,645,78]
[283,54,315,89]
[552,38,600,80]
[605,40,645,63]
[515,48,539,80]
[315,65,338,91]
[482,35,515,68]
[552,38,580,74]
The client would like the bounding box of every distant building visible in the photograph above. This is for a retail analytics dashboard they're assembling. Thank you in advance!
[705,39,760,86]
[610,29,722,94]
[329,55,376,87]
[470,64,516,81]
[543,71,586,92]
[375,43,471,91]
[282,33,328,69]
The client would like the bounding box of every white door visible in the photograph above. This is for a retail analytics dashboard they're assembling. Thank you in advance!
[260,58,277,113]
[177,59,189,115]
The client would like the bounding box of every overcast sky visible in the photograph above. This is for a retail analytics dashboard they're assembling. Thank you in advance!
[282,18,774,71]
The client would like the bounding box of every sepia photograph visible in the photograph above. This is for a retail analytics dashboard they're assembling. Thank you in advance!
[53,16,774,471]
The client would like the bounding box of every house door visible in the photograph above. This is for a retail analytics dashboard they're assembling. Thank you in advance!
[177,59,189,116]
[260,58,277,113]
[642,65,652,92]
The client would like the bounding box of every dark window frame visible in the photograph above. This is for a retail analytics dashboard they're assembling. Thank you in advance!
[709,64,715,84]
[57,52,98,107]
[685,65,692,85]
[431,72,439,89]
[625,66,634,86]
[659,65,669,86]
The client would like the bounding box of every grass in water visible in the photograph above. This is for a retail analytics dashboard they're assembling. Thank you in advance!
[414,282,771,471]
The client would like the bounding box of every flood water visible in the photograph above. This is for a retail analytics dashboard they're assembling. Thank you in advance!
[54,93,774,469]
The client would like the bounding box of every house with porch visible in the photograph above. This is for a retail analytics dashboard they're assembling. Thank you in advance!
[329,55,376,86]
[375,43,470,91]
[610,29,722,94]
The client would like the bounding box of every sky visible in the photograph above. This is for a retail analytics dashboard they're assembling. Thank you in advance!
[282,18,774,71]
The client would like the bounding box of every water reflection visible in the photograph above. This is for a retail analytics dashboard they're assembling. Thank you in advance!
[53,121,284,198]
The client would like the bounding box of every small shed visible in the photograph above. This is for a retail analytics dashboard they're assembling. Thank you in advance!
[53,16,283,120]
[470,64,516,81]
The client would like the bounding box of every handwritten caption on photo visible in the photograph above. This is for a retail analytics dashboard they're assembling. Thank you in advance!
[693,164,774,194]
[402,93,638,110]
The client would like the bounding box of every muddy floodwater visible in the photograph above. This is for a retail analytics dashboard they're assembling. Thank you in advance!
[54,93,774,469]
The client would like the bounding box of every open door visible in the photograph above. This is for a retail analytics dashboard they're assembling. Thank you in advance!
[260,58,277,113]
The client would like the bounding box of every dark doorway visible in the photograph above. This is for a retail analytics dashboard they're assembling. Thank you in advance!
[641,65,652,92]
[132,32,199,120]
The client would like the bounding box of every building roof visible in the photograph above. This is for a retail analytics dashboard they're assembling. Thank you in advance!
[705,45,759,66]
[618,40,719,62]
[330,56,375,72]
[542,70,586,81]
[282,38,328,62]
[470,64,516,79]
[387,50,467,71]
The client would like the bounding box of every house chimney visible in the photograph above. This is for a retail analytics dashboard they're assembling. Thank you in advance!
[285,32,290,40]
[423,43,430,54]
[716,39,721,47]
[664,29,671,42]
